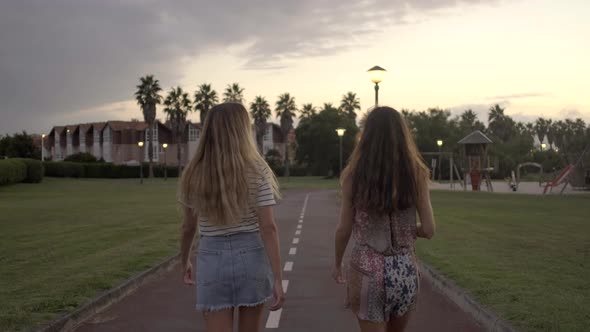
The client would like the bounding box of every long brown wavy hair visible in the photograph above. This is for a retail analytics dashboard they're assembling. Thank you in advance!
[178,103,279,225]
[342,106,429,214]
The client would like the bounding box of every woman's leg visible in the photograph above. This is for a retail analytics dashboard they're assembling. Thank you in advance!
[358,319,386,332]
[386,310,412,332]
[238,304,265,332]
[203,308,234,332]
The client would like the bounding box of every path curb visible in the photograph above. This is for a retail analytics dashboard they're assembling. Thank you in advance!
[35,252,181,332]
[419,261,518,332]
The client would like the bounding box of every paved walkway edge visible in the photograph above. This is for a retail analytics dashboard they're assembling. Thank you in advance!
[419,261,518,332]
[36,252,181,332]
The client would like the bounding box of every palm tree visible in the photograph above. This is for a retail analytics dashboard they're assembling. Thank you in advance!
[134,75,162,178]
[223,83,244,103]
[339,92,360,121]
[194,83,218,124]
[163,87,192,174]
[275,93,297,177]
[250,96,271,154]
[534,118,550,148]
[300,103,316,120]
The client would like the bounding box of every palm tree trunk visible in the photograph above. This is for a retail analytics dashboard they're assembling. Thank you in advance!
[177,133,181,176]
[284,143,290,178]
[147,124,154,178]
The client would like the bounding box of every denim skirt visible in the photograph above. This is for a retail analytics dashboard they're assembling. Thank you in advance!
[195,231,274,311]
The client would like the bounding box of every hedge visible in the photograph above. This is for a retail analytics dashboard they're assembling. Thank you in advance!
[12,158,44,183]
[0,159,27,185]
[43,161,180,178]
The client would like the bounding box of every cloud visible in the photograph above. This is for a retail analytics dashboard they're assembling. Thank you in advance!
[485,92,552,100]
[0,0,498,134]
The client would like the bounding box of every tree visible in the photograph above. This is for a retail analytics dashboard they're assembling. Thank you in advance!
[300,103,316,120]
[275,93,297,177]
[487,104,517,142]
[194,83,218,124]
[339,92,360,122]
[2,132,40,159]
[250,96,271,154]
[534,118,551,148]
[163,87,192,174]
[458,109,485,135]
[223,83,244,103]
[295,105,359,176]
[135,75,162,178]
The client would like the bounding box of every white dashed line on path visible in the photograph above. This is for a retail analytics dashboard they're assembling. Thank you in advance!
[284,261,294,271]
[266,309,283,328]
[266,193,309,329]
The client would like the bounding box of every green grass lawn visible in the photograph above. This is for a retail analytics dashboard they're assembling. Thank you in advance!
[0,178,181,331]
[1,177,588,331]
[417,191,590,332]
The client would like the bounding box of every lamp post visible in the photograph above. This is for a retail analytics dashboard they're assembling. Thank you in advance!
[437,140,443,181]
[41,134,46,161]
[162,143,168,181]
[336,128,346,176]
[138,141,144,184]
[541,143,547,151]
[368,66,386,106]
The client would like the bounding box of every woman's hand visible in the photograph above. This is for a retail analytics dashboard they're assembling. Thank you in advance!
[332,265,346,284]
[183,262,195,285]
[270,279,285,311]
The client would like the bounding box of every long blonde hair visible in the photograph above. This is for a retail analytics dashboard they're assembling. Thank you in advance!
[178,102,280,225]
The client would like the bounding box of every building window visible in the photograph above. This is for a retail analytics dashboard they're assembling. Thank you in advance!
[189,126,199,141]
[263,127,270,141]
[145,123,159,141]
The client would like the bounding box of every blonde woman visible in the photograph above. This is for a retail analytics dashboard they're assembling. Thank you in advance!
[179,103,285,332]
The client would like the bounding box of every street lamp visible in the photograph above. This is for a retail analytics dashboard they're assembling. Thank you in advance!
[41,134,46,161]
[162,143,168,181]
[138,141,144,184]
[336,128,346,176]
[368,65,386,106]
[437,140,443,181]
[541,143,547,151]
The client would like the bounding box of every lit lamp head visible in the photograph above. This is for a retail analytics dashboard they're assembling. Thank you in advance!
[368,65,386,84]
[162,143,168,149]
[336,128,346,137]
[138,141,144,147]
[437,140,443,147]
[67,129,70,133]
[42,134,46,138]
[541,143,547,150]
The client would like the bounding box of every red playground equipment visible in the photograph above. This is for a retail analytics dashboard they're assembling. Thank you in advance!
[543,165,576,194]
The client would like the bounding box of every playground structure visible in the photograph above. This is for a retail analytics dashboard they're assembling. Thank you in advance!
[514,162,544,191]
[457,130,494,192]
[542,143,590,194]
[422,152,459,189]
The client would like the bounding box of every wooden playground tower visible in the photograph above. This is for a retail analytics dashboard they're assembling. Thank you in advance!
[457,130,494,192]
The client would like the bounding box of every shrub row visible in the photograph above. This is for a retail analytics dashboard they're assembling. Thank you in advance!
[43,161,179,178]
[0,158,43,185]
[270,165,310,177]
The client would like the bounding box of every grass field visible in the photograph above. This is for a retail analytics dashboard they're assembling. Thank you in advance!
[419,191,590,332]
[1,177,588,331]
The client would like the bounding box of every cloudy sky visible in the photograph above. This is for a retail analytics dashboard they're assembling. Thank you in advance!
[1,0,589,135]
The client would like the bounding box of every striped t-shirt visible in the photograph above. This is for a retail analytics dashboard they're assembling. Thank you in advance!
[185,165,276,236]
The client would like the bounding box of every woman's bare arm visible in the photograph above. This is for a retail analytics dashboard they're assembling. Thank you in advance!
[416,183,436,239]
[258,205,285,310]
[180,206,198,268]
[334,177,354,269]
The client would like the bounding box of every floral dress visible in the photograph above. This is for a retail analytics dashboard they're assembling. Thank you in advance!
[347,207,420,322]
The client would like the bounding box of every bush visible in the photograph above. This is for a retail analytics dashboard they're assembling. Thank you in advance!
[13,158,44,183]
[64,152,98,163]
[269,165,309,177]
[0,159,27,185]
[44,161,85,178]
[43,161,180,179]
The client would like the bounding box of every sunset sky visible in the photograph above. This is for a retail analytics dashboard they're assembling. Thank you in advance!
[1,0,588,135]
